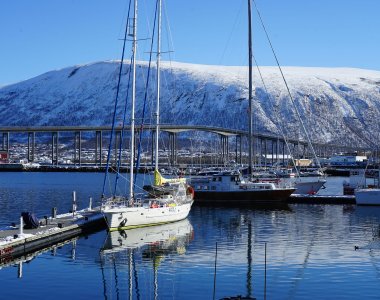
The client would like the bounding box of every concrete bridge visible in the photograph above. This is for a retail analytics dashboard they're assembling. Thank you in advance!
[0,125,364,167]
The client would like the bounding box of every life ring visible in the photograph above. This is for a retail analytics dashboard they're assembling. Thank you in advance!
[150,202,159,208]
[187,186,195,198]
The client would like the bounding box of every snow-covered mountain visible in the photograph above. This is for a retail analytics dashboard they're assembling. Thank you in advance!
[1,60,380,147]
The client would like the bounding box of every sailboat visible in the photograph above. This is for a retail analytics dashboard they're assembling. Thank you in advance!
[101,0,193,231]
[189,0,295,205]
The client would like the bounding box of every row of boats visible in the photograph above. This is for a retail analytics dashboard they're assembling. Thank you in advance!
[98,0,380,232]
[102,167,326,231]
[100,0,328,232]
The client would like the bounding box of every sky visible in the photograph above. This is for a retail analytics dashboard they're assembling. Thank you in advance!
[1,0,380,86]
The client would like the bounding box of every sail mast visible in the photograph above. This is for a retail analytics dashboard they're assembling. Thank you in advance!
[154,0,162,172]
[248,0,253,176]
[129,0,138,200]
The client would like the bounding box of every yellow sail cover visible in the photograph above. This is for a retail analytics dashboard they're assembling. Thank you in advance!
[154,169,186,186]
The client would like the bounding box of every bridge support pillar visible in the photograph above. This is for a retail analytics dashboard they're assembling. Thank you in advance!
[51,132,59,165]
[264,139,267,168]
[27,132,35,162]
[235,135,242,165]
[220,135,229,165]
[95,131,102,166]
[2,132,9,152]
[114,131,121,167]
[168,132,177,167]
[74,131,82,166]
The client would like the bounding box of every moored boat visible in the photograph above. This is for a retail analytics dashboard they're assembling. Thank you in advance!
[189,170,295,205]
[293,178,326,195]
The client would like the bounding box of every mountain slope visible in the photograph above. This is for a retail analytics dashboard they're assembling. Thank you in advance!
[1,61,380,147]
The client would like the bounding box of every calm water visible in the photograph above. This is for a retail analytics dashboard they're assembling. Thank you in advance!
[1,173,380,299]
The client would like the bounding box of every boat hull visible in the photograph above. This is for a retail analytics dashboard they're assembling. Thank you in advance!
[294,180,326,195]
[193,189,295,205]
[355,189,380,206]
[103,202,193,231]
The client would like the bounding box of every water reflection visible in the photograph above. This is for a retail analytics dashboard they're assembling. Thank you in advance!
[0,237,79,278]
[2,190,380,299]
[100,219,194,300]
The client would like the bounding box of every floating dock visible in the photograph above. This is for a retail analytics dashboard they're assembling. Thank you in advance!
[288,194,356,205]
[0,208,107,263]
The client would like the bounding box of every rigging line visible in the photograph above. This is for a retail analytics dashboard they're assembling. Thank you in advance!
[252,0,323,171]
[252,56,300,176]
[163,0,177,89]
[134,0,159,185]
[102,0,133,199]
[163,1,175,62]
[218,0,245,65]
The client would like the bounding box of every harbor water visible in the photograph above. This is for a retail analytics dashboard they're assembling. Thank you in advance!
[0,172,380,299]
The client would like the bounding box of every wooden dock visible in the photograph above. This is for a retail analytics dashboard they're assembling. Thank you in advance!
[288,194,356,205]
[0,208,107,263]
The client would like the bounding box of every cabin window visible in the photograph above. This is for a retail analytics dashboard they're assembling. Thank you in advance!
[212,177,216,182]
[211,186,216,190]
[218,177,222,181]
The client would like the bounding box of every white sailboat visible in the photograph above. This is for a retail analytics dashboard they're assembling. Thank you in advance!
[102,0,193,231]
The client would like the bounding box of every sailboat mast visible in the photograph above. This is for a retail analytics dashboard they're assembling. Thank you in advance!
[129,0,138,200]
[248,0,253,176]
[154,0,162,171]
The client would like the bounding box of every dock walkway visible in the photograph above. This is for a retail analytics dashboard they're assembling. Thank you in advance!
[0,208,107,262]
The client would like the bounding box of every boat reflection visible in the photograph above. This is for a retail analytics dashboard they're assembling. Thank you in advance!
[101,218,193,253]
[100,219,194,300]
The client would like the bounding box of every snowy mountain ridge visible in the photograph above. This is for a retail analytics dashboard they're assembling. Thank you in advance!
[1,60,380,147]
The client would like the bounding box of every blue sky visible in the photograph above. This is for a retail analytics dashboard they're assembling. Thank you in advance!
[1,0,380,85]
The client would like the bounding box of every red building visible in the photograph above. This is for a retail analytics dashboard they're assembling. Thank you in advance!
[0,151,8,163]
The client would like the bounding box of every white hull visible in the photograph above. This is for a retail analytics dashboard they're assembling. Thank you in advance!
[103,201,193,231]
[294,179,326,195]
[355,189,380,206]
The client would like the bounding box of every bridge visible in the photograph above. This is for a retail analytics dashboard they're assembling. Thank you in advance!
[0,125,364,167]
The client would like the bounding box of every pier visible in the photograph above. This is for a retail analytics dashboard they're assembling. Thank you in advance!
[0,207,106,263]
